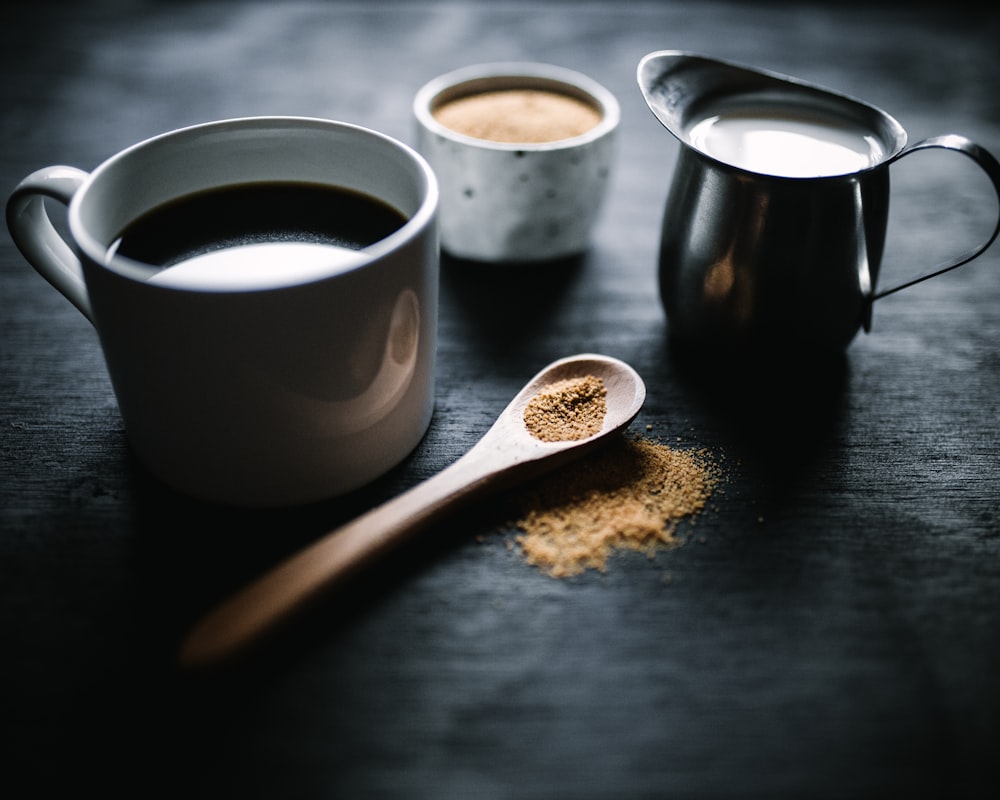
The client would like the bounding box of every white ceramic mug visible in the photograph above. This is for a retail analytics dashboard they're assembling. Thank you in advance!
[6,117,440,506]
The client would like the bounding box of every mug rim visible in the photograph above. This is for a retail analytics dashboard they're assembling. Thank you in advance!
[413,61,621,152]
[67,115,439,291]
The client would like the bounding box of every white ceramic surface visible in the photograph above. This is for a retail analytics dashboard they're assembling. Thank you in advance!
[6,117,439,506]
[413,63,619,262]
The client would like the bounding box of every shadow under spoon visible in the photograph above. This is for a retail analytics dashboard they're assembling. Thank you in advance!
[178,352,646,671]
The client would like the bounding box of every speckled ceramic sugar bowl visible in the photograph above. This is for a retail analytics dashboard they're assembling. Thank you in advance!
[413,62,620,262]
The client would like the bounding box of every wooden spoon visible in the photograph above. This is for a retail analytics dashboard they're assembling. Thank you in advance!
[178,353,645,670]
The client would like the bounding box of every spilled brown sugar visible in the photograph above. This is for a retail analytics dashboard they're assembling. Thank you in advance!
[433,89,603,144]
[523,375,606,442]
[512,434,721,578]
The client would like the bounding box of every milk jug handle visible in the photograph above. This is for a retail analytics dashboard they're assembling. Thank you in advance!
[873,135,1000,300]
[5,166,94,322]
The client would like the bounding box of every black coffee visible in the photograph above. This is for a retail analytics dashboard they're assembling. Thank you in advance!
[110,182,407,284]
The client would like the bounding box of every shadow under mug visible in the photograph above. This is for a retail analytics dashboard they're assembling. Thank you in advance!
[6,116,440,507]
[638,51,1000,355]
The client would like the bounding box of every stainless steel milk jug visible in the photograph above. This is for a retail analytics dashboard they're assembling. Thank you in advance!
[638,51,1000,354]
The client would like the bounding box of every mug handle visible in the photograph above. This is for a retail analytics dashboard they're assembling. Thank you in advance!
[5,165,94,322]
[874,134,1000,300]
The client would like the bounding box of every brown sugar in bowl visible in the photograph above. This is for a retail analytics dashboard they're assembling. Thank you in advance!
[432,88,604,144]
[413,62,620,263]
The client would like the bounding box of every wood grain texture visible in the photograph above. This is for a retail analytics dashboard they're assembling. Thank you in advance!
[2,2,999,798]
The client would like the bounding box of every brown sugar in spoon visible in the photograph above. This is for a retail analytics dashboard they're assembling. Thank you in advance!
[178,353,645,670]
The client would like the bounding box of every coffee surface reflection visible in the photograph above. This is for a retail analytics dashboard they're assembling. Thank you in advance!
[110,181,406,290]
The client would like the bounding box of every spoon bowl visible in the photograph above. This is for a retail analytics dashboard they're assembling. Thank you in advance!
[178,353,645,670]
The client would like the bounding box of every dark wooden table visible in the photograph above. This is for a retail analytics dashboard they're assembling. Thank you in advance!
[3,1,999,797]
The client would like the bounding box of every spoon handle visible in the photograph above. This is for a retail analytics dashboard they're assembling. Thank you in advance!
[177,353,644,670]
[177,446,505,670]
